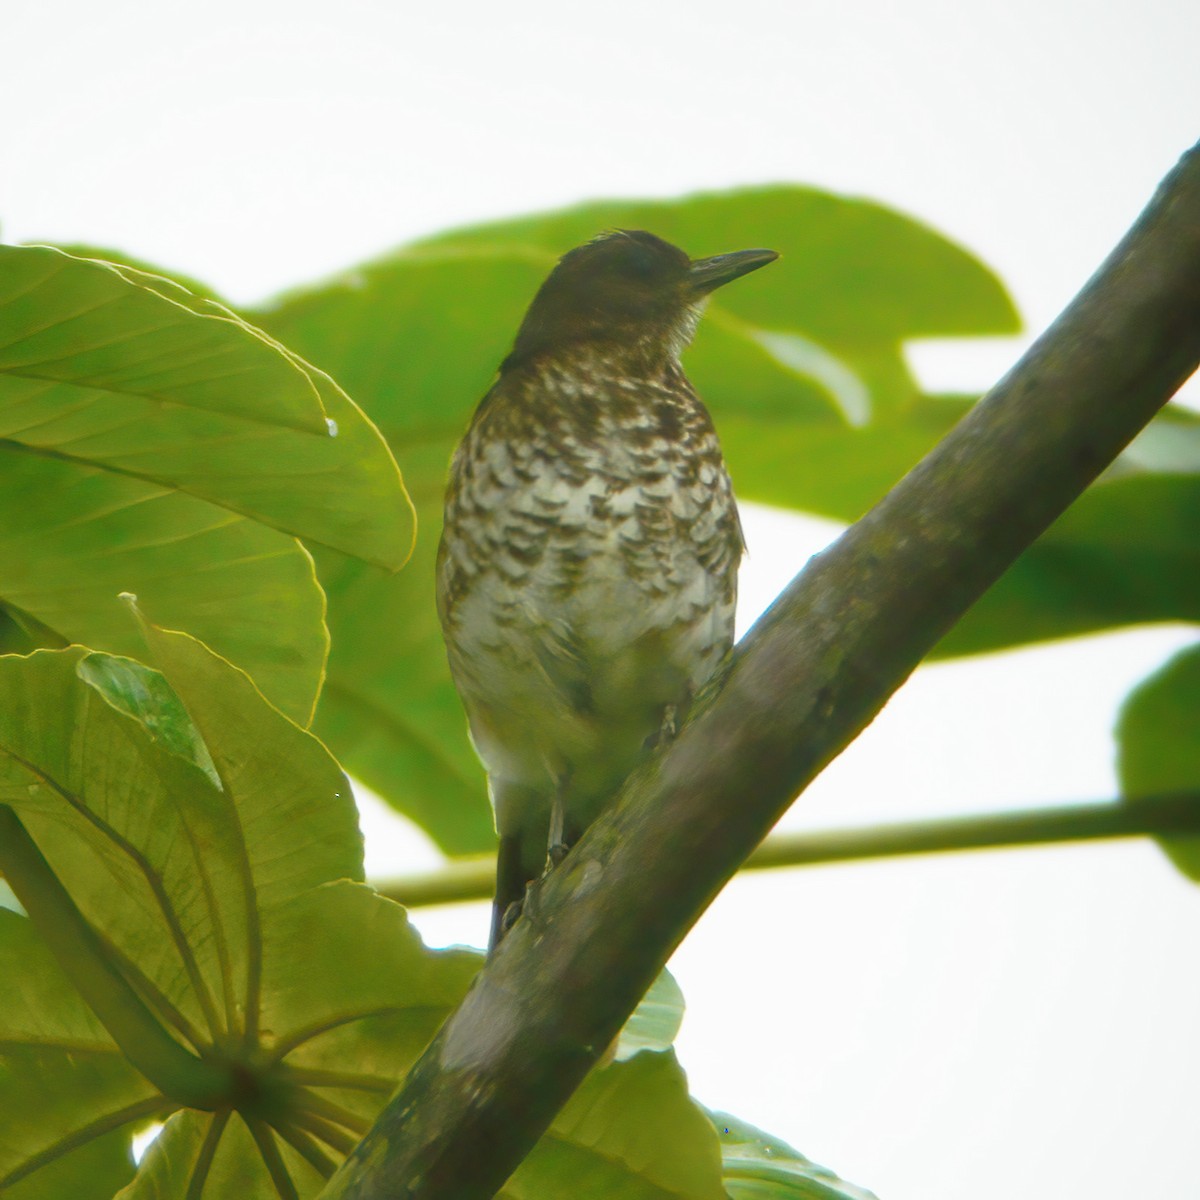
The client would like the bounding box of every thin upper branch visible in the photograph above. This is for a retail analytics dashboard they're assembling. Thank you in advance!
[320,142,1200,1200]
[377,793,1200,907]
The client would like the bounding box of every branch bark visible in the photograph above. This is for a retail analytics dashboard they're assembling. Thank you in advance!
[320,142,1200,1200]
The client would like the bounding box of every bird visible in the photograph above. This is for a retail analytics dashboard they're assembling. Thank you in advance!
[436,229,778,953]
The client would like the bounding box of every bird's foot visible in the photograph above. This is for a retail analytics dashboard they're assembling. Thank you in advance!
[660,703,679,741]
[516,869,548,931]
[644,702,681,751]
[517,839,571,935]
[501,896,525,938]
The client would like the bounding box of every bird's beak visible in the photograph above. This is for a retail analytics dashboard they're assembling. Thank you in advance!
[687,247,779,295]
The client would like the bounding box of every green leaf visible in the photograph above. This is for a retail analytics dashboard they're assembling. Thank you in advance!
[720,391,971,519]
[6,1125,137,1200]
[0,643,356,1051]
[75,653,219,786]
[411,186,1021,352]
[95,620,367,907]
[0,911,152,1197]
[117,1110,304,1200]
[115,1110,226,1199]
[1116,643,1200,881]
[712,1112,878,1200]
[1,637,729,1197]
[0,640,477,1197]
[0,447,328,725]
[103,882,482,1200]
[615,969,686,1061]
[254,187,1015,848]
[2,240,419,721]
[936,474,1200,658]
[257,880,479,1086]
[502,1052,727,1200]
[304,541,491,852]
[0,244,413,568]
[0,244,324,431]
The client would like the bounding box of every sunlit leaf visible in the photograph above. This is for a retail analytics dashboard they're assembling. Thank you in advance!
[501,1052,726,1200]
[0,449,327,724]
[615,969,686,1061]
[0,637,467,1197]
[1,634,729,1197]
[713,1112,878,1200]
[0,244,413,568]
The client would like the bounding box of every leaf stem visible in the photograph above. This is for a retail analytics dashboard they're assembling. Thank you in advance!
[267,1007,404,1063]
[280,1066,395,1094]
[246,1117,300,1200]
[0,1094,165,1190]
[288,1106,360,1156]
[294,1092,371,1138]
[0,805,235,1108]
[271,1119,338,1179]
[97,929,208,1052]
[186,1111,230,1200]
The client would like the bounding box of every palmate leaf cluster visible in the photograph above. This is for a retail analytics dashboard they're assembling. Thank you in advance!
[0,187,1196,1199]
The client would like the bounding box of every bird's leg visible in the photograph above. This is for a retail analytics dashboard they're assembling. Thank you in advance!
[546,776,570,869]
[519,774,572,933]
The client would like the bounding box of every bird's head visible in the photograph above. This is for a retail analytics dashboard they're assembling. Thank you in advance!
[503,230,777,371]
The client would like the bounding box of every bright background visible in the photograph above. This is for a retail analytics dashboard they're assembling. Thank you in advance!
[5,3,1199,1197]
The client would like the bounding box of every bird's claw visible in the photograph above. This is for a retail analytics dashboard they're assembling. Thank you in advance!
[501,897,524,938]
[511,840,571,938]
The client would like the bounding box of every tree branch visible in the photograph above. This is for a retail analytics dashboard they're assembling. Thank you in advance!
[320,142,1200,1199]
[377,793,1200,907]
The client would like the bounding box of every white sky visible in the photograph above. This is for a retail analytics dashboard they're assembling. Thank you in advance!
[5,2,1200,1198]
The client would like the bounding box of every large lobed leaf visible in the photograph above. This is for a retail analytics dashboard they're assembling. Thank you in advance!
[255,189,1199,845]
[1,244,415,723]
[0,245,412,564]
[11,192,1196,847]
[1,630,799,1199]
[0,449,329,726]
[0,638,365,1062]
[250,186,1021,849]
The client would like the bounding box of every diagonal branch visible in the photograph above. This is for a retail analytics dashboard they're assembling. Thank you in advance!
[321,142,1200,1200]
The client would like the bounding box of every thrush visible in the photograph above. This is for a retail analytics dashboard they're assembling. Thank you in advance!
[436,229,778,953]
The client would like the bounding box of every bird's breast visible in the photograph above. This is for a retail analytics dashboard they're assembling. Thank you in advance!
[436,366,741,792]
[440,396,739,621]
